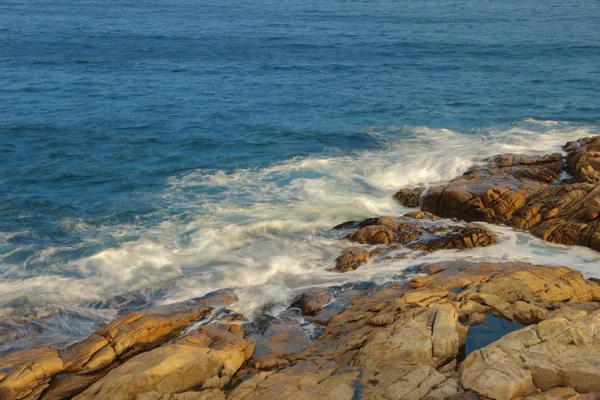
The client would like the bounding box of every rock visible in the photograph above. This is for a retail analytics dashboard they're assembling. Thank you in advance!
[422,152,563,224]
[564,136,600,184]
[3,295,217,400]
[142,390,226,400]
[418,137,600,251]
[290,288,333,316]
[334,247,381,272]
[509,182,600,250]
[136,390,225,400]
[228,280,469,400]
[0,347,63,400]
[407,224,496,252]
[331,218,381,230]
[250,322,310,370]
[61,300,213,375]
[524,387,583,400]
[74,325,254,400]
[394,187,425,208]
[334,212,496,272]
[459,311,600,399]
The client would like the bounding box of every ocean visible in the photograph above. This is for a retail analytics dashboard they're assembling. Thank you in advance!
[1,0,600,353]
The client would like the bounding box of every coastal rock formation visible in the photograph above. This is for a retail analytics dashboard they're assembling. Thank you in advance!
[334,212,496,272]
[2,261,600,400]
[420,136,600,251]
[422,153,563,224]
[74,325,254,400]
[0,347,63,400]
[460,310,600,399]
[0,291,239,400]
[229,262,600,400]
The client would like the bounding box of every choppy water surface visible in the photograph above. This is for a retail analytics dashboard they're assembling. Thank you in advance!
[1,0,600,353]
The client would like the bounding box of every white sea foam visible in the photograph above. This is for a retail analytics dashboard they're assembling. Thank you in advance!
[1,120,599,350]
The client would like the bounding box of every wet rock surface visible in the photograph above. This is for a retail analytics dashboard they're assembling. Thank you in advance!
[421,136,600,251]
[334,212,496,272]
[394,186,425,208]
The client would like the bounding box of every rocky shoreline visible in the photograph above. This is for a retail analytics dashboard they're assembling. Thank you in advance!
[3,136,600,400]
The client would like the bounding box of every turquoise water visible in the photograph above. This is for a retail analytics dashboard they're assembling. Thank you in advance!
[1,0,600,352]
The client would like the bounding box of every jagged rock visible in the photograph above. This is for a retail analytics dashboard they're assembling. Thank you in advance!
[4,261,600,400]
[334,247,381,272]
[74,325,254,400]
[3,293,227,400]
[565,136,600,184]
[290,288,333,316]
[229,297,467,400]
[394,187,425,207]
[61,300,213,375]
[334,212,496,272]
[510,182,600,250]
[459,311,600,400]
[422,153,563,224]
[0,347,63,400]
[419,137,600,251]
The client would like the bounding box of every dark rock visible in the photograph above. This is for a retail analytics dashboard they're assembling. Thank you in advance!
[394,186,425,208]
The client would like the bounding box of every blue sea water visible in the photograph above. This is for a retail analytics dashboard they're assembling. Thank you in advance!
[1,0,600,352]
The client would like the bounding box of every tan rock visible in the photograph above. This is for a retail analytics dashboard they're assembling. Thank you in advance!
[0,347,63,400]
[250,322,310,370]
[74,325,254,400]
[61,300,212,375]
[459,311,600,400]
[135,389,226,400]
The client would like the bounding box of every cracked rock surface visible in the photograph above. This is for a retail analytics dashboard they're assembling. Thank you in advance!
[421,136,600,251]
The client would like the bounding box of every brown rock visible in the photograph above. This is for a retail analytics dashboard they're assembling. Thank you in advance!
[422,153,563,223]
[0,347,63,400]
[565,136,600,184]
[334,212,496,272]
[250,322,310,370]
[459,311,600,400]
[290,288,333,316]
[418,136,600,251]
[74,325,254,400]
[136,390,225,400]
[334,247,381,272]
[394,186,425,208]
